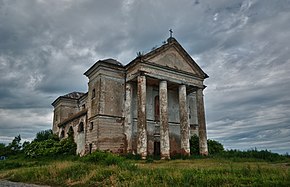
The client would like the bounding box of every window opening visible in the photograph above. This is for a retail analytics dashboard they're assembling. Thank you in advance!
[89,143,93,154]
[60,130,65,139]
[89,122,94,130]
[78,122,84,132]
[154,95,160,121]
[92,89,95,99]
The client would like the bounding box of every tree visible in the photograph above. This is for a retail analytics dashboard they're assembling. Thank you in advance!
[34,129,58,142]
[0,143,8,156]
[207,139,224,154]
[0,143,5,150]
[24,129,76,158]
[22,141,30,150]
[8,135,22,152]
[190,135,224,155]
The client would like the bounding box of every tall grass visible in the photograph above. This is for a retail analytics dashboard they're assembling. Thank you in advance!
[0,151,289,186]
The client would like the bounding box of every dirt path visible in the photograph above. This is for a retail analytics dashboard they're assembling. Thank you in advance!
[0,180,50,187]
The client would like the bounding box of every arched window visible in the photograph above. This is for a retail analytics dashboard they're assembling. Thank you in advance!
[154,95,160,121]
[60,130,65,139]
[78,122,84,132]
[68,126,74,137]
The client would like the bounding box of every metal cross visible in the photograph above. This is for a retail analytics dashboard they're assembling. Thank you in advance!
[169,29,173,38]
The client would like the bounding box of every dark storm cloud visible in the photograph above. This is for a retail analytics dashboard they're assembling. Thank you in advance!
[194,0,290,154]
[0,0,289,154]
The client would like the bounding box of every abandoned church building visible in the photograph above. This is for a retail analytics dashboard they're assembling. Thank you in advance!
[52,37,209,159]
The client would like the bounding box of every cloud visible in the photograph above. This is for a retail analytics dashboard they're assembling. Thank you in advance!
[0,0,289,154]
[0,108,52,142]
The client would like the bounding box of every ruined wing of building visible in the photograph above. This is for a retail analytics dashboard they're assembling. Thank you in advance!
[52,37,209,159]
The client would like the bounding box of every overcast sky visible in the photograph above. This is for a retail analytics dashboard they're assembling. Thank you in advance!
[0,0,289,154]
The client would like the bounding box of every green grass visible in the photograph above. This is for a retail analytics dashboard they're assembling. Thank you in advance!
[0,155,289,186]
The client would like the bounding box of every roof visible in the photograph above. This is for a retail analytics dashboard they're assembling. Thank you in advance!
[84,58,124,77]
[51,92,86,107]
[102,58,123,66]
[62,92,86,99]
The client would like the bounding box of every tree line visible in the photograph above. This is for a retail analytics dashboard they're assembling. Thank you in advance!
[0,129,76,158]
[0,130,288,162]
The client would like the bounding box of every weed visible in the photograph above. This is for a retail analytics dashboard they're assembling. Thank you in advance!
[0,156,289,186]
[145,156,154,163]
[122,153,142,160]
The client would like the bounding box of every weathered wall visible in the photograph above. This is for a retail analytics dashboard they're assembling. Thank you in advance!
[85,117,98,154]
[188,92,199,136]
[58,114,87,156]
[85,65,125,154]
[88,76,100,119]
[52,99,79,134]
[97,116,124,153]
[103,76,124,116]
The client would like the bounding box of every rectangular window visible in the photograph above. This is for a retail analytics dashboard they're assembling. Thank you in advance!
[89,122,94,130]
[92,89,95,99]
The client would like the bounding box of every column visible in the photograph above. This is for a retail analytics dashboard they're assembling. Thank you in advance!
[196,88,208,156]
[124,82,132,153]
[137,75,147,159]
[178,84,190,156]
[159,80,170,159]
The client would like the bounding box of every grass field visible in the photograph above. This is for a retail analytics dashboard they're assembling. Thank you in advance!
[0,156,289,187]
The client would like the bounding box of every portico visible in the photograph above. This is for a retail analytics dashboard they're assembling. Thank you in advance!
[124,77,207,159]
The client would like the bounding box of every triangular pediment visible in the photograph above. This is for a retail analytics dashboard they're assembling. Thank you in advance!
[145,47,198,74]
[142,39,207,78]
[125,37,208,80]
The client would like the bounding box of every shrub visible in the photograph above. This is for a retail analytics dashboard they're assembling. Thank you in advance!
[208,139,224,154]
[34,129,59,142]
[82,150,108,163]
[105,154,125,165]
[0,143,9,156]
[24,129,76,158]
[82,150,125,166]
[58,136,76,155]
[2,135,23,156]
[145,156,154,163]
[122,153,142,160]
[190,135,200,155]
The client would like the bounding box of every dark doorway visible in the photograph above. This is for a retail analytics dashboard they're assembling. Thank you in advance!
[154,141,160,156]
